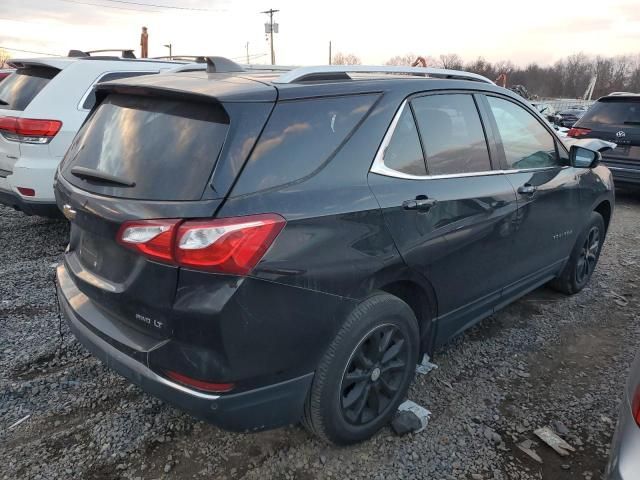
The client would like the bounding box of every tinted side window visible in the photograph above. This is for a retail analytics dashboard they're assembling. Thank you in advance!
[82,71,155,109]
[487,96,562,169]
[411,94,491,175]
[0,67,58,111]
[382,106,426,176]
[232,94,377,195]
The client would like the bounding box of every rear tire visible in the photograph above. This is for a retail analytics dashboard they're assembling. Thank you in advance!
[550,211,605,295]
[303,292,419,445]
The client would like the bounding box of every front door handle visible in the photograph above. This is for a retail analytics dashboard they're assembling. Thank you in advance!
[517,184,536,195]
[403,197,438,211]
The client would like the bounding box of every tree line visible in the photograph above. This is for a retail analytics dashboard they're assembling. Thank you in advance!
[332,52,640,99]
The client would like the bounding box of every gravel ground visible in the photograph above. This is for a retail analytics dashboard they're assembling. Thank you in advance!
[1,193,639,480]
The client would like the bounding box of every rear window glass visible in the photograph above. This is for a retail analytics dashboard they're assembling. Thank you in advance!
[580,99,640,126]
[62,94,229,201]
[232,94,378,195]
[0,67,58,111]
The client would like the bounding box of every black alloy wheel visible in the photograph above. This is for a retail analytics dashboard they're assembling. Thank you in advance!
[575,225,601,285]
[340,324,409,426]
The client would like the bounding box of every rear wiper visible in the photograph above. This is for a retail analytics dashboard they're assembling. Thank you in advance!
[70,166,136,187]
[623,121,640,125]
[0,99,8,105]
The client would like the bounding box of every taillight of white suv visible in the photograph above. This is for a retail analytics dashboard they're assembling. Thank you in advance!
[0,116,62,144]
[116,214,286,275]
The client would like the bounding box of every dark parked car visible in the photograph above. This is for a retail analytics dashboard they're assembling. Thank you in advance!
[54,62,614,445]
[554,107,586,128]
[607,349,640,479]
[568,94,640,187]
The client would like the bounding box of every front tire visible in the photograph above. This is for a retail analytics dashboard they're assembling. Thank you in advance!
[303,292,419,445]
[550,211,605,295]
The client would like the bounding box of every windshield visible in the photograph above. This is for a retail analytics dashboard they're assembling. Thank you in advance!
[0,67,59,111]
[62,94,230,201]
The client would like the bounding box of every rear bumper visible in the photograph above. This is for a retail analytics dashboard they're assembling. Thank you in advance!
[0,187,61,217]
[56,264,314,432]
[601,158,640,186]
[606,392,640,480]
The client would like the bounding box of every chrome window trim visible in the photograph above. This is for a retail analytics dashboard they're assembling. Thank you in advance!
[77,70,159,111]
[370,98,570,181]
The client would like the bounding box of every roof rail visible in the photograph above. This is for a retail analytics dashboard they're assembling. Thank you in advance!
[153,55,207,63]
[273,65,494,85]
[68,49,136,59]
[608,91,639,96]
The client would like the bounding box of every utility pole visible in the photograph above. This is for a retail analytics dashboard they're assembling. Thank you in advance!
[329,41,332,65]
[163,43,172,60]
[245,42,250,64]
[261,8,279,65]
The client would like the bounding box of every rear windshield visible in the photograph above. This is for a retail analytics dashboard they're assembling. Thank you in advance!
[0,67,59,111]
[62,94,229,201]
[580,98,640,126]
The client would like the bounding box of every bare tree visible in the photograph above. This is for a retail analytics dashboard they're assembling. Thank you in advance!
[438,53,463,70]
[0,49,11,68]
[385,54,418,66]
[332,52,361,65]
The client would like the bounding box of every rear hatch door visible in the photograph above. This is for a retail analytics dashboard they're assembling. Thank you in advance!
[0,64,60,177]
[57,79,276,338]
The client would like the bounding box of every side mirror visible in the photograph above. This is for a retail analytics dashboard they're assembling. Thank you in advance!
[570,145,601,168]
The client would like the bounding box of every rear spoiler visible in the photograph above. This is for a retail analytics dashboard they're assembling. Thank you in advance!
[7,59,65,71]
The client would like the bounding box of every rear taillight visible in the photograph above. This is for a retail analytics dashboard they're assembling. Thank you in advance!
[165,370,234,393]
[567,127,591,138]
[175,214,286,275]
[117,214,286,275]
[0,116,62,144]
[633,385,640,427]
[117,219,180,263]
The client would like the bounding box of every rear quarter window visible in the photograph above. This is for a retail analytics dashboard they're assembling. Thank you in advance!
[0,67,59,111]
[232,94,378,195]
[62,94,229,201]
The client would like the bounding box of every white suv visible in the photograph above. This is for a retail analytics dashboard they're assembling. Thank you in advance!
[0,53,187,216]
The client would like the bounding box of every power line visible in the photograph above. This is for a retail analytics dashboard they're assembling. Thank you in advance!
[99,0,223,11]
[56,0,162,13]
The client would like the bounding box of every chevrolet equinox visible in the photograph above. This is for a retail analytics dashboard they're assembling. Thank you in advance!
[54,60,614,445]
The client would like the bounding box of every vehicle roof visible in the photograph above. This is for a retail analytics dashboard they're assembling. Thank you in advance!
[96,69,519,103]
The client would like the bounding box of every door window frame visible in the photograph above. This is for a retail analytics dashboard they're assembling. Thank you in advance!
[370,90,501,180]
[477,93,571,172]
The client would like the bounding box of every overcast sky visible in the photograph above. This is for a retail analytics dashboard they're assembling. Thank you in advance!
[1,0,639,66]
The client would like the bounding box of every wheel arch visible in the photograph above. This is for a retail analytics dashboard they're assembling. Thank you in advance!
[593,199,612,233]
[373,271,439,357]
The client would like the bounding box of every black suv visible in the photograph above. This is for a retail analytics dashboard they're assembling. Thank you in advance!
[54,61,614,445]
[569,93,640,187]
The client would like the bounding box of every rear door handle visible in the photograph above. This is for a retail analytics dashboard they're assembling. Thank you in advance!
[403,197,438,211]
[517,184,536,195]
